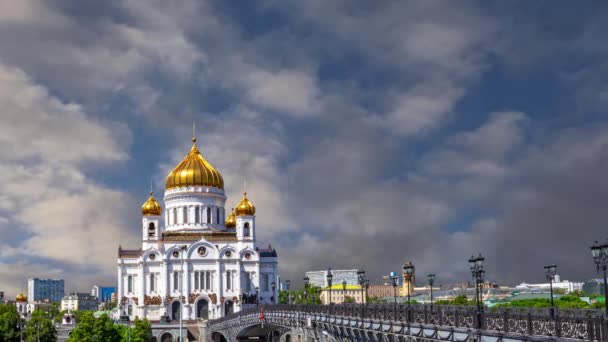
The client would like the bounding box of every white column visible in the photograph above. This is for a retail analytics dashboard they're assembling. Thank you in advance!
[236,261,242,310]
[117,264,123,313]
[215,260,222,315]
[138,262,144,308]
[161,261,168,298]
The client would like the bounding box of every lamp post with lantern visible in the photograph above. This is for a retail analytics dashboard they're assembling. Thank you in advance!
[271,281,276,304]
[591,240,608,317]
[357,270,366,306]
[402,263,414,322]
[326,268,333,314]
[303,276,310,303]
[544,265,557,318]
[391,275,399,317]
[427,274,435,312]
[468,254,485,329]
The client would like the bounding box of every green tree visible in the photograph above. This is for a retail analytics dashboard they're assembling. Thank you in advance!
[25,310,56,342]
[344,296,356,304]
[367,296,387,304]
[130,317,152,342]
[0,303,25,342]
[68,312,121,342]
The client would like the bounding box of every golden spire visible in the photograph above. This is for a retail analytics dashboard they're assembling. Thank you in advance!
[235,192,256,216]
[141,192,162,216]
[225,208,236,228]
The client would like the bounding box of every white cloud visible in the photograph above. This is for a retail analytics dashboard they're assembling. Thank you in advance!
[0,64,137,292]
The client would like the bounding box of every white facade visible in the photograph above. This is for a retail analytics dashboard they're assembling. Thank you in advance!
[515,275,584,293]
[117,140,279,322]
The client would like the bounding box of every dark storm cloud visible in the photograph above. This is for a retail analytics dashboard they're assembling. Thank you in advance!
[0,0,608,297]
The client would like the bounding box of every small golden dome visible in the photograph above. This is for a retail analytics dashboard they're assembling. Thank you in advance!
[16,292,27,302]
[225,208,236,228]
[141,192,162,216]
[165,137,224,190]
[235,192,256,216]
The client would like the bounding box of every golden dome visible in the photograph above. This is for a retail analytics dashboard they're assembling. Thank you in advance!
[165,137,224,190]
[225,208,236,228]
[16,292,27,302]
[235,192,256,216]
[141,192,162,216]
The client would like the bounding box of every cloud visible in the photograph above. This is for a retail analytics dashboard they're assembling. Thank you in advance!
[0,64,137,294]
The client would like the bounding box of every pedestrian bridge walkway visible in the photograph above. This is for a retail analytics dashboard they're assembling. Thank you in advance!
[205,304,607,341]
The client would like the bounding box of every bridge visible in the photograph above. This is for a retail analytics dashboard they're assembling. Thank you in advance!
[203,304,607,341]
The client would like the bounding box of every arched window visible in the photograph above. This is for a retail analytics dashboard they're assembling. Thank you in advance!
[206,207,211,223]
[216,208,220,224]
[148,222,155,237]
[172,209,177,226]
[183,207,188,224]
[150,274,155,292]
[127,275,133,293]
[173,272,179,291]
[226,271,231,290]
[194,271,199,290]
[195,206,200,224]
[244,222,250,237]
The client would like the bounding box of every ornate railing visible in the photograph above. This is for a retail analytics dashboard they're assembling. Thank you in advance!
[209,304,608,340]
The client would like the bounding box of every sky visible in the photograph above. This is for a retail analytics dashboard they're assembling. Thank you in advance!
[1,0,608,298]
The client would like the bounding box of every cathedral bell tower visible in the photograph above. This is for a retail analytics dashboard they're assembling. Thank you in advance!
[141,192,162,241]
[235,192,256,241]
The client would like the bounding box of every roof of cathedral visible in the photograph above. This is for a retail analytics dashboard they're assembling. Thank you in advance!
[118,246,142,258]
[141,192,162,216]
[257,244,278,257]
[235,192,256,216]
[162,231,238,242]
[165,137,224,190]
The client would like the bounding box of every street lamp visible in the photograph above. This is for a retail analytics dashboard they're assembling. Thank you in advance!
[255,286,260,309]
[342,280,347,304]
[179,245,187,342]
[357,270,365,305]
[271,282,276,304]
[364,279,370,307]
[591,240,608,317]
[468,253,485,329]
[428,274,436,312]
[326,268,333,313]
[544,265,557,318]
[303,276,310,303]
[403,263,414,322]
[285,280,291,304]
[391,275,399,317]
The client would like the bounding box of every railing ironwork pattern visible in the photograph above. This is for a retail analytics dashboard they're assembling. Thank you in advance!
[209,304,608,341]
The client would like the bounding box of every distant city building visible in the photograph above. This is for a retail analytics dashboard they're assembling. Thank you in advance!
[305,269,361,288]
[320,284,366,304]
[61,293,98,312]
[91,286,116,303]
[515,274,583,293]
[28,278,64,302]
[0,291,4,303]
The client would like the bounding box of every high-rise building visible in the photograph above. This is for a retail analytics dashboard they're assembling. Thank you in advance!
[91,286,116,303]
[28,278,64,302]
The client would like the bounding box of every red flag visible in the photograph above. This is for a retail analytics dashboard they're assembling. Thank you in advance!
[259,307,265,321]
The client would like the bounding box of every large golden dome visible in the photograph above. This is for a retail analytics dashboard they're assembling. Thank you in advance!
[165,138,224,190]
[225,208,236,228]
[141,192,162,216]
[16,292,27,302]
[235,192,256,216]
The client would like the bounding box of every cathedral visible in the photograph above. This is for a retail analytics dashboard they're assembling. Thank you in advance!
[117,136,279,321]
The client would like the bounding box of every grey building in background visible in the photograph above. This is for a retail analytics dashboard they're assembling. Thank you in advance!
[306,269,361,288]
[28,278,64,302]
